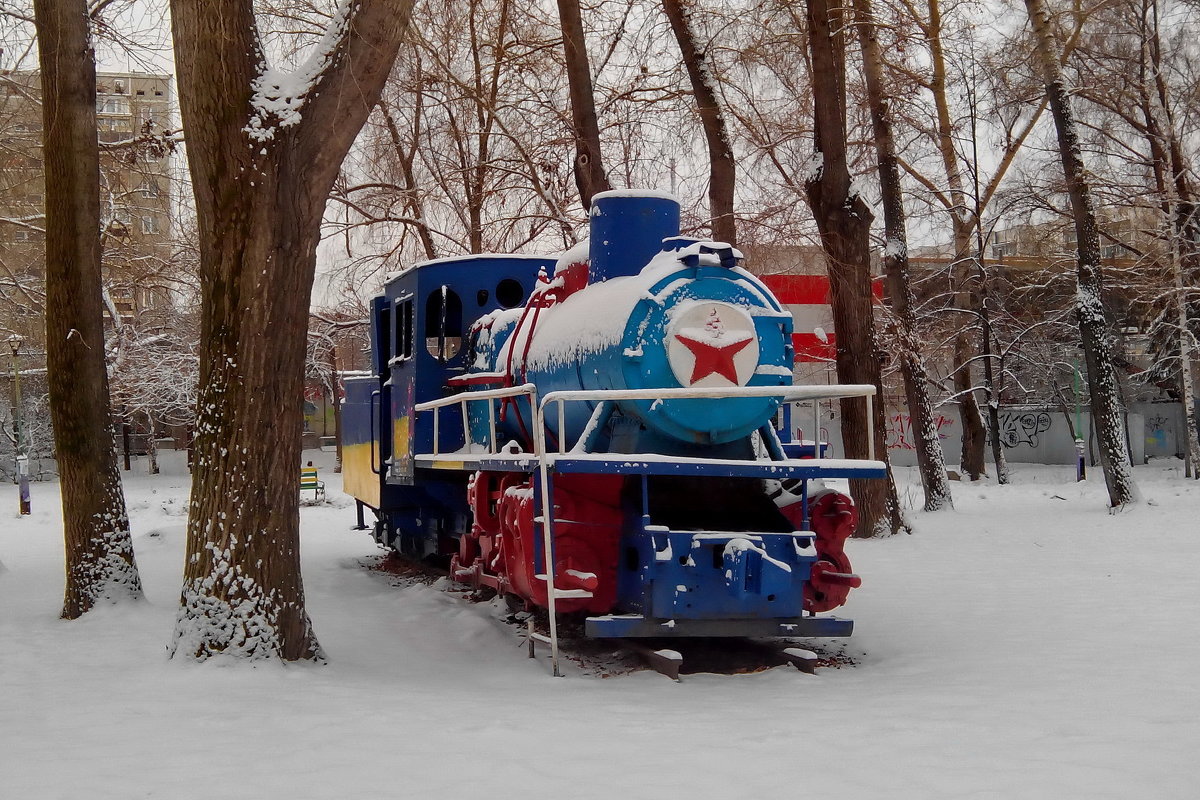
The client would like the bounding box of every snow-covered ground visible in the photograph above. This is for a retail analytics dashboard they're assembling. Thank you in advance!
[1,452,1196,799]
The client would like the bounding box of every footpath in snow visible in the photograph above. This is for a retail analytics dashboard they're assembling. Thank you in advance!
[1,451,1196,799]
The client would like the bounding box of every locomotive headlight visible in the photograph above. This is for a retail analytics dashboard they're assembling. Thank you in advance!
[666,302,760,388]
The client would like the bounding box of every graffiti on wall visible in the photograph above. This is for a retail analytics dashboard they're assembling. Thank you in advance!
[885,412,957,451]
[1145,413,1172,452]
[998,412,1052,449]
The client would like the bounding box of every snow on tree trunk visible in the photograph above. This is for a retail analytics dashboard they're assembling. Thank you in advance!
[34,0,143,618]
[146,413,159,475]
[663,0,736,246]
[1025,0,1139,507]
[805,0,906,536]
[168,0,412,660]
[556,0,611,209]
[853,0,952,511]
[980,300,1010,485]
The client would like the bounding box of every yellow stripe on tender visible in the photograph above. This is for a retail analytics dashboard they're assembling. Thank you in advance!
[342,441,381,508]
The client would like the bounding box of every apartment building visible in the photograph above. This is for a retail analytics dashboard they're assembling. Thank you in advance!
[0,70,174,343]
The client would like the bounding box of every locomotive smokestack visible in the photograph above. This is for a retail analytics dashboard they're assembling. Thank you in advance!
[588,190,680,283]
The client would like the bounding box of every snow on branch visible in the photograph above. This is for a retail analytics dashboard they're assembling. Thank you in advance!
[244,0,354,142]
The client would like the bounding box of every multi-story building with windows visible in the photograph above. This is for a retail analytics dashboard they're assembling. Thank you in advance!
[0,70,174,341]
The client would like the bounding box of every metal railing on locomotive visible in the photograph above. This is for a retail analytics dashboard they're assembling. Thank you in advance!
[415,383,879,677]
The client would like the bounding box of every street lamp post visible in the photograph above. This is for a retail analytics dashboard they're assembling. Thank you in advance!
[8,335,30,514]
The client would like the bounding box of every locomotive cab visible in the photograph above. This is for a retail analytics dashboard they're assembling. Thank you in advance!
[341,254,554,556]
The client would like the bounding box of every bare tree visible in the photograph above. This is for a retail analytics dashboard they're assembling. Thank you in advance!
[34,0,142,617]
[1135,0,1200,476]
[662,0,735,245]
[893,0,1088,480]
[169,0,412,661]
[805,0,905,536]
[556,0,611,208]
[1025,0,1139,507]
[853,0,952,511]
[923,0,988,480]
[327,0,583,283]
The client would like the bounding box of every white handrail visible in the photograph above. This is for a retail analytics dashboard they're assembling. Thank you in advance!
[529,382,878,676]
[410,382,563,676]
[412,380,878,678]
[414,382,538,411]
[537,384,877,405]
[413,383,538,456]
[531,402,562,677]
[538,384,879,458]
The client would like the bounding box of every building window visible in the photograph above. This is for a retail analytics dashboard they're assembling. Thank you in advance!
[141,215,161,235]
[13,228,43,243]
[99,117,131,132]
[139,180,160,198]
[97,96,130,115]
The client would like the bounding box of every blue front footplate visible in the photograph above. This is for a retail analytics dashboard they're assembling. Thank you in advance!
[584,615,853,638]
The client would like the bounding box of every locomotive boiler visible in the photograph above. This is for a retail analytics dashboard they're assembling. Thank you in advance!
[342,191,885,662]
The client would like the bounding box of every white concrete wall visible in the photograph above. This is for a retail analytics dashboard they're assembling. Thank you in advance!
[781,400,1148,467]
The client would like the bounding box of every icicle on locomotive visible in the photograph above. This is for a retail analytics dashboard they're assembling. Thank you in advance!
[342,191,885,646]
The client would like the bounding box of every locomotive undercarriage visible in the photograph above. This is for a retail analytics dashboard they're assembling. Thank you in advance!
[445,468,862,638]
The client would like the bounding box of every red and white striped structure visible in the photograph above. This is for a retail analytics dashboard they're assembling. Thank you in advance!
[760,274,884,363]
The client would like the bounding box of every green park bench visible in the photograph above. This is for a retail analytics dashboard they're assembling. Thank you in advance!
[300,465,325,502]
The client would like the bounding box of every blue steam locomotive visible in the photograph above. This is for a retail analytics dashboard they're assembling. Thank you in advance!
[342,191,884,660]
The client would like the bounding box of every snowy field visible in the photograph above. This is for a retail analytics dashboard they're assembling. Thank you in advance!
[1,451,1197,799]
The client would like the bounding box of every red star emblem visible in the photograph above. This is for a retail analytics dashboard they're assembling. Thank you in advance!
[675,334,752,385]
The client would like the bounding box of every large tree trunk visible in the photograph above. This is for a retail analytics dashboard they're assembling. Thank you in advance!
[853,0,952,512]
[169,0,412,660]
[662,0,736,245]
[804,0,905,536]
[556,0,611,209]
[35,0,143,618]
[1025,0,1139,507]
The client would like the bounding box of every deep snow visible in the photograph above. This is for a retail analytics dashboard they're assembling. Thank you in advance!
[1,452,1197,799]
